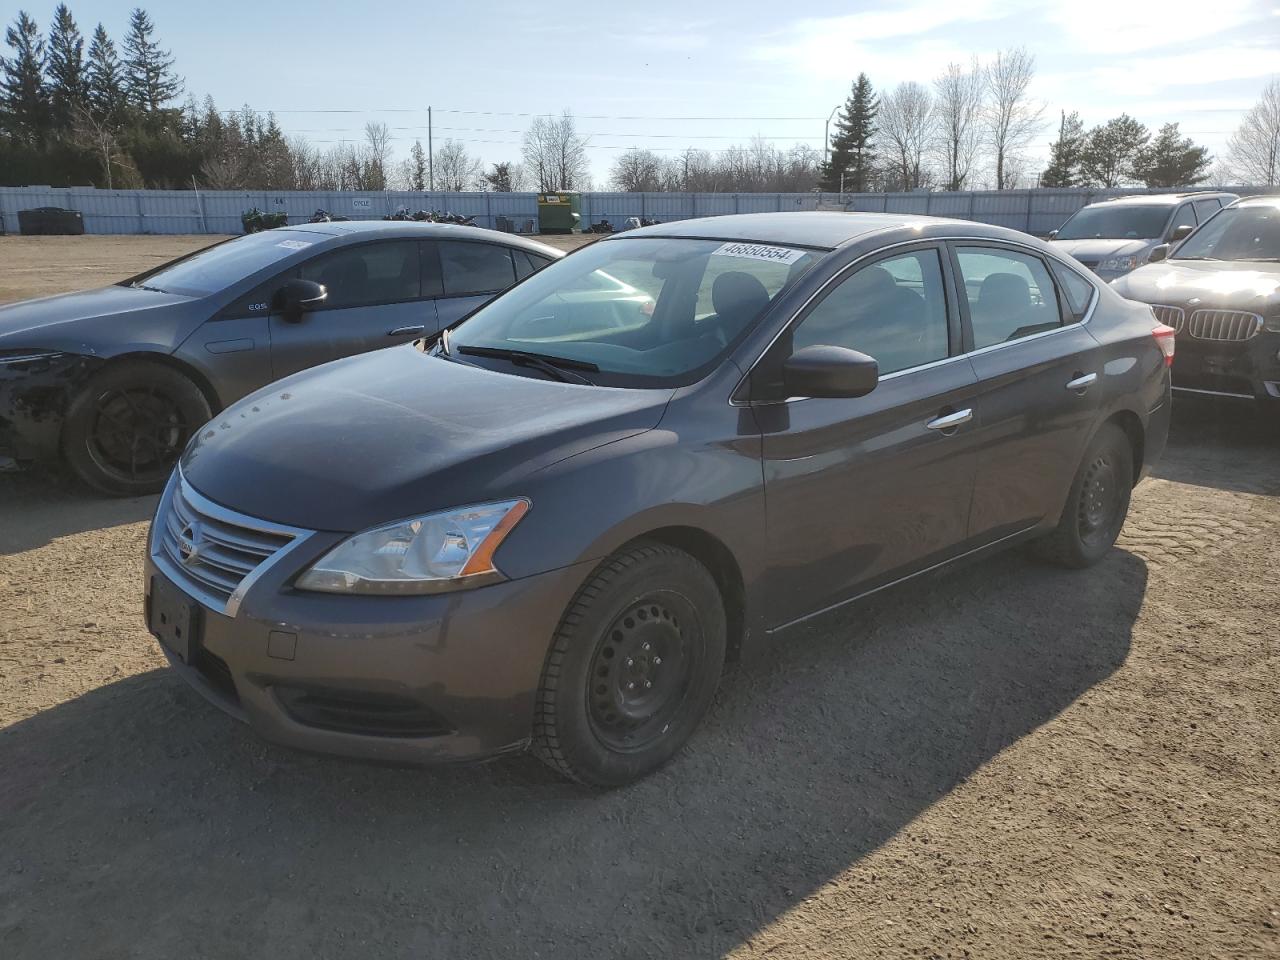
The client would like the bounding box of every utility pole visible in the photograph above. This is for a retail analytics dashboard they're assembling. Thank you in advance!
[427,105,434,191]
[825,103,840,164]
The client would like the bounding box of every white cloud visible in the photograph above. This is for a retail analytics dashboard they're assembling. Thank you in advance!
[1041,0,1268,55]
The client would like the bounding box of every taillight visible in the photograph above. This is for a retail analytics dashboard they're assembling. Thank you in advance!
[1152,323,1176,367]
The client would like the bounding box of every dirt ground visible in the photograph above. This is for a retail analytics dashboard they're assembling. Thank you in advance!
[0,236,1277,959]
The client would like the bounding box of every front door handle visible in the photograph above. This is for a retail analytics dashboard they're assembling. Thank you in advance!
[1066,372,1098,393]
[388,324,426,337]
[925,408,973,432]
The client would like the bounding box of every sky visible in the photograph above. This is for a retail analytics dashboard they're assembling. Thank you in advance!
[47,0,1280,186]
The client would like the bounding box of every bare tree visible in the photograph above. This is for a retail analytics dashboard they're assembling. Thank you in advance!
[933,60,983,191]
[480,161,530,192]
[878,82,935,190]
[68,101,132,188]
[611,148,665,191]
[522,110,590,191]
[983,47,1045,190]
[1226,77,1280,186]
[433,139,481,191]
[363,121,392,191]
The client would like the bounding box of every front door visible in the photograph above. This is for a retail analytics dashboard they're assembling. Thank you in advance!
[756,245,984,629]
[269,239,437,380]
[950,243,1104,541]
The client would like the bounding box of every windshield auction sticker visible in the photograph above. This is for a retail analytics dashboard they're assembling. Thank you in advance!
[712,242,805,265]
[276,239,313,250]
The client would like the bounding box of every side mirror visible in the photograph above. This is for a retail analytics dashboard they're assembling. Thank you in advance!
[1169,224,1194,243]
[1148,244,1170,264]
[274,278,327,323]
[783,345,879,399]
[1048,229,1059,240]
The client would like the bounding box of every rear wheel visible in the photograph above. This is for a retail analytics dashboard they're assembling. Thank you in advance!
[532,541,726,787]
[1030,423,1134,568]
[62,360,211,496]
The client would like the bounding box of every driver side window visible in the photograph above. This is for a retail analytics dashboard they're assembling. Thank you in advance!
[791,249,950,375]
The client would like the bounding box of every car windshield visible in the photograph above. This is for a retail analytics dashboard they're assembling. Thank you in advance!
[1172,205,1280,262]
[1055,204,1170,241]
[447,237,819,387]
[130,229,319,296]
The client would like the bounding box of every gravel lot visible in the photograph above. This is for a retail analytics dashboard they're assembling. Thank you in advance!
[1,235,1277,959]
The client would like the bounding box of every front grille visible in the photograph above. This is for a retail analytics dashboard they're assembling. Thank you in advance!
[155,473,303,613]
[1150,304,1185,332]
[1187,309,1262,342]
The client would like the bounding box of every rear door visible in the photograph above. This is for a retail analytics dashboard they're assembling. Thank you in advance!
[269,239,437,380]
[431,240,520,329]
[950,243,1103,542]
[756,244,983,628]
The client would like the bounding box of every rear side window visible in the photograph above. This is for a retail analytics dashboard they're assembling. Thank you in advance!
[792,248,950,375]
[956,247,1063,349]
[1192,199,1221,223]
[298,241,421,310]
[513,250,553,280]
[441,242,516,296]
[1051,263,1096,322]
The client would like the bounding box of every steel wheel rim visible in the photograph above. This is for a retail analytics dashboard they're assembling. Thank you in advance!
[586,593,701,753]
[87,385,188,484]
[1077,454,1119,545]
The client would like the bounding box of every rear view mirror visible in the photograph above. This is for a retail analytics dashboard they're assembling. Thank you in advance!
[1148,244,1170,264]
[274,279,327,323]
[783,345,879,399]
[1169,224,1194,243]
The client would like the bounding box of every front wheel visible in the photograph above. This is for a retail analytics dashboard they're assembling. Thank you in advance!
[1030,423,1135,568]
[62,360,212,496]
[532,541,726,787]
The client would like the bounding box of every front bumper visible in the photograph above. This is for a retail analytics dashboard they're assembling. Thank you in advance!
[145,525,595,765]
[1171,329,1280,401]
[0,352,98,465]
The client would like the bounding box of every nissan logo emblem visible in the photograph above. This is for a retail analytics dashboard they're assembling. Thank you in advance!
[177,520,204,566]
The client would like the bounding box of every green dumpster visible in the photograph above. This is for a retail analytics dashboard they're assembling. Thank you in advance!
[537,193,581,234]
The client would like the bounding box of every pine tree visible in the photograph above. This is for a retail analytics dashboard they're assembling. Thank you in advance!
[1079,114,1150,188]
[1132,123,1212,188]
[1040,110,1085,187]
[821,73,878,192]
[409,140,427,191]
[122,8,181,113]
[46,4,86,132]
[86,23,125,125]
[0,11,48,144]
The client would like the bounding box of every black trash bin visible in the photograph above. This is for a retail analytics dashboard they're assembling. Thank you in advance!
[17,206,85,236]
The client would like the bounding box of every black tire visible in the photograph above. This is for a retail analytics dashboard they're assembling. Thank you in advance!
[62,360,211,496]
[532,540,727,787]
[1030,423,1134,568]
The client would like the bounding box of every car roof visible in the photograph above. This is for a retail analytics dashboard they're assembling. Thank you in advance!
[1230,194,1280,209]
[275,220,562,256]
[1086,191,1237,208]
[603,211,1005,251]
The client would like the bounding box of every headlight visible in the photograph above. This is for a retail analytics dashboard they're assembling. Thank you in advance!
[1100,255,1141,273]
[295,499,530,595]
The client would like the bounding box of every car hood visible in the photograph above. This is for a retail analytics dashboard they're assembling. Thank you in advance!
[1110,259,1280,312]
[180,347,673,532]
[0,285,198,355]
[1050,238,1153,262]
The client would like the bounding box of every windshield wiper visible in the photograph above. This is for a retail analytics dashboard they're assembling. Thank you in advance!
[131,282,165,292]
[456,345,598,385]
[1236,257,1280,262]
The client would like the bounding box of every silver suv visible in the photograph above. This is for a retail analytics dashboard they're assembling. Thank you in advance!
[1049,191,1237,281]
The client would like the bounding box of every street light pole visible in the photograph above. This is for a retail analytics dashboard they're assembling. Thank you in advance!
[824,103,840,164]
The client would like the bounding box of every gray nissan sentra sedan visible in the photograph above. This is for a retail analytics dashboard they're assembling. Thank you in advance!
[0,221,559,494]
[145,212,1174,786]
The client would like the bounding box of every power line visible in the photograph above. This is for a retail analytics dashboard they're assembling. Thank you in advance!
[223,106,827,121]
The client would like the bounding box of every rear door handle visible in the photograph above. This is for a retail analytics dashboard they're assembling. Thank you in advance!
[388,325,426,337]
[925,408,973,432]
[1066,372,1098,392]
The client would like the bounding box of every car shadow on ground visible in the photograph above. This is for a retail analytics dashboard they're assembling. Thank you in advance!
[0,548,1147,958]
[1153,397,1280,496]
[0,466,157,555]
